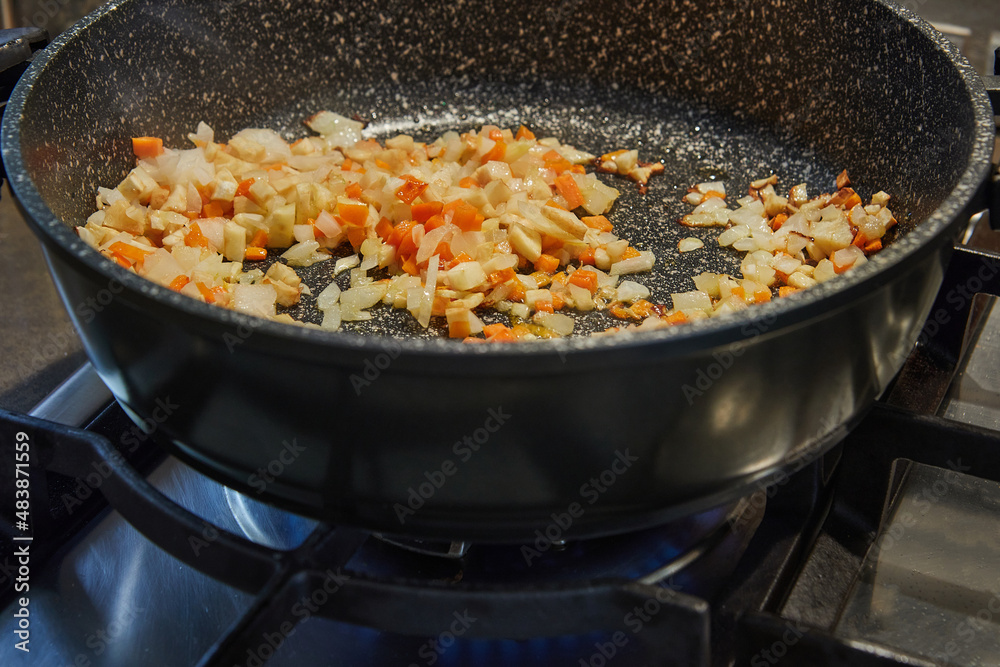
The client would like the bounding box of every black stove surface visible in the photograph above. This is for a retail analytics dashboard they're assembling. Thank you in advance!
[5,395,1000,666]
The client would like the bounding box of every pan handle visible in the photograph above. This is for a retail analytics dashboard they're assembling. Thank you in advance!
[986,47,999,230]
[0,26,47,182]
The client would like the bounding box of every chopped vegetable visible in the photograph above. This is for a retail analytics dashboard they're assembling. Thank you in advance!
[132,136,164,159]
[82,114,667,340]
[83,113,893,342]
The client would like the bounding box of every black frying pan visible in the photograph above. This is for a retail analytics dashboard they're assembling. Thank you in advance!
[1,0,996,541]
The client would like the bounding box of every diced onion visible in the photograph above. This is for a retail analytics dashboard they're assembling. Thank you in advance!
[678,237,704,252]
[610,251,654,275]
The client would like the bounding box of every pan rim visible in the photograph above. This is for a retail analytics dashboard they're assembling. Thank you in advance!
[2,0,993,360]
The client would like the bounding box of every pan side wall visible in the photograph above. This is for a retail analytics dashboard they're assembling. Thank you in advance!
[41,238,946,540]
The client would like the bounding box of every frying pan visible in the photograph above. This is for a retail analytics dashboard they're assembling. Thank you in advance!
[1,0,996,542]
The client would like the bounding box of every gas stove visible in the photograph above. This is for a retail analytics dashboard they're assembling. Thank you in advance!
[1,3,999,667]
[4,282,1000,667]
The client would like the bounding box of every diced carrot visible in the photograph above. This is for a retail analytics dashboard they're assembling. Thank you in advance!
[401,256,419,276]
[488,268,516,286]
[778,286,799,298]
[345,182,364,200]
[853,231,868,249]
[458,176,479,189]
[510,323,533,338]
[483,323,510,338]
[266,162,287,172]
[202,201,224,218]
[481,139,506,163]
[108,241,152,264]
[244,247,267,261]
[535,301,554,314]
[339,202,369,227]
[568,269,598,294]
[447,252,473,269]
[554,173,584,210]
[754,288,772,303]
[195,282,216,303]
[581,215,613,232]
[250,229,269,248]
[496,329,518,342]
[578,247,596,265]
[395,175,429,205]
[551,293,565,311]
[411,201,443,223]
[620,247,641,260]
[341,158,354,172]
[770,213,788,231]
[112,254,132,269]
[544,199,568,211]
[132,136,163,159]
[542,150,572,174]
[488,128,504,141]
[610,303,631,319]
[449,319,472,339]
[388,220,417,248]
[449,201,482,232]
[569,164,587,175]
[184,211,200,221]
[346,226,366,249]
[397,224,422,256]
[508,281,526,303]
[375,217,394,241]
[631,299,654,318]
[666,311,688,325]
[490,329,517,343]
[551,272,569,287]
[169,275,190,292]
[731,285,746,300]
[424,214,447,231]
[185,223,210,248]
[375,158,391,170]
[434,242,454,263]
[514,125,535,141]
[864,239,883,254]
[843,193,862,210]
[235,178,255,199]
[533,253,560,274]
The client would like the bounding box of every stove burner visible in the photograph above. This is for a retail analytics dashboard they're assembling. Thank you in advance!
[371,534,471,559]
[222,477,764,597]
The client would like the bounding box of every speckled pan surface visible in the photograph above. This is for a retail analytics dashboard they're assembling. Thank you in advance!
[0,0,995,538]
[3,0,993,352]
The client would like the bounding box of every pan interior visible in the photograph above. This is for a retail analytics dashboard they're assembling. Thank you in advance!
[7,0,985,339]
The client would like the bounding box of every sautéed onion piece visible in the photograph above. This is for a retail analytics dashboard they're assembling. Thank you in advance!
[78,113,893,342]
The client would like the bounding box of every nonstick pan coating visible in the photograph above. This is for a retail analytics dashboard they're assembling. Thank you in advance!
[3,0,994,540]
[245,78,853,338]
